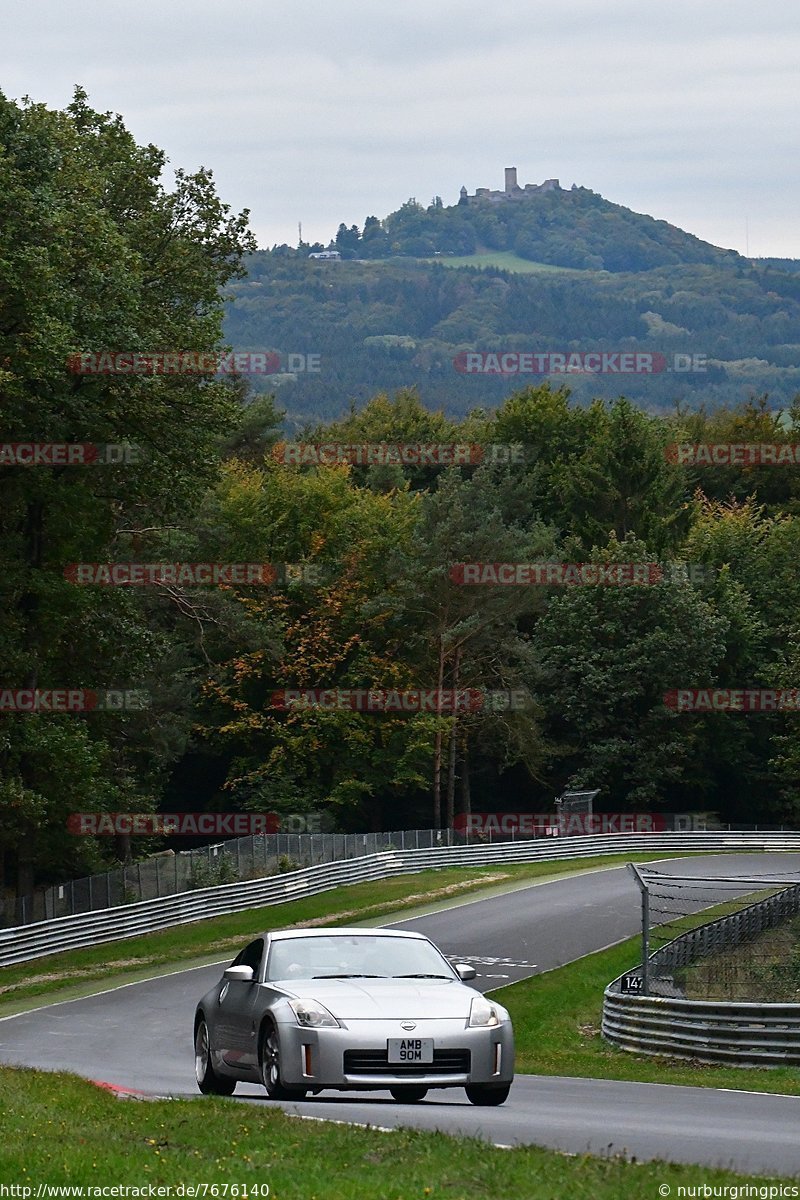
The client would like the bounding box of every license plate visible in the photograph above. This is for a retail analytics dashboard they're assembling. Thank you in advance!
[387,1037,434,1064]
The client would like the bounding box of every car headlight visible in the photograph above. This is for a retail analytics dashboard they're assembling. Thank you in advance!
[288,998,340,1028]
[468,995,502,1027]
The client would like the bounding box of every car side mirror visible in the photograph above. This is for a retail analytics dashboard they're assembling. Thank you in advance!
[454,963,476,981]
[224,965,255,982]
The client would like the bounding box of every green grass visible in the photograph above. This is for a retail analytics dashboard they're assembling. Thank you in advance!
[421,250,587,274]
[0,854,678,1014]
[679,913,800,1002]
[0,1066,793,1195]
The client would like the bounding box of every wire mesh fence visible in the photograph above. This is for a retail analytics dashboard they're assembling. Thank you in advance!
[2,828,461,926]
[4,819,797,929]
[628,863,800,1000]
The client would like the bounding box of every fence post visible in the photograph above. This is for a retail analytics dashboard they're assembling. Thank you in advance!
[629,864,650,995]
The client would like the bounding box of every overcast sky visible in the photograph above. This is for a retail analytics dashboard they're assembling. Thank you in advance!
[2,0,798,257]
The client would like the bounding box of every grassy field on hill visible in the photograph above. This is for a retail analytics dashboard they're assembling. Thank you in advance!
[421,250,586,273]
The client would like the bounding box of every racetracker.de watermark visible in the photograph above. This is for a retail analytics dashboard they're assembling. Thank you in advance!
[453,351,707,375]
[66,812,332,836]
[65,351,320,376]
[664,689,800,712]
[272,442,525,465]
[449,561,717,586]
[455,811,670,835]
[666,443,800,466]
[0,442,141,466]
[269,688,531,712]
[63,562,323,586]
[0,689,150,712]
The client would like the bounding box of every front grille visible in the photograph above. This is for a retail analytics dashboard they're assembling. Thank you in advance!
[343,1049,470,1076]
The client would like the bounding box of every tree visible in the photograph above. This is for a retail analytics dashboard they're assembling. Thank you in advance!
[195,457,430,829]
[0,87,255,897]
[494,390,694,554]
[530,535,731,807]
[335,223,361,257]
[370,467,555,826]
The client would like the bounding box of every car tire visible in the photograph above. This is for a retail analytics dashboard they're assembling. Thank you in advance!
[389,1086,428,1103]
[259,1024,308,1101]
[195,1018,236,1096]
[465,1083,511,1106]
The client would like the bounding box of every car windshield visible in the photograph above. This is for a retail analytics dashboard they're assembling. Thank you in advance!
[266,934,456,981]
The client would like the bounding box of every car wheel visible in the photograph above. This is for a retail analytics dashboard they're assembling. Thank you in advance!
[465,1083,511,1106]
[389,1086,428,1103]
[195,1018,236,1096]
[259,1025,308,1101]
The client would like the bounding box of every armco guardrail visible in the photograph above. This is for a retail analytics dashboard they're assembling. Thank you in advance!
[602,991,800,1065]
[2,831,800,968]
[5,828,458,926]
[12,821,792,927]
[12,826,561,929]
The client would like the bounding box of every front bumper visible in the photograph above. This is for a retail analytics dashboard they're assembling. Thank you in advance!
[274,1016,515,1090]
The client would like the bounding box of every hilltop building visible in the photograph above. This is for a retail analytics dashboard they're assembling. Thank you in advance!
[458,167,561,205]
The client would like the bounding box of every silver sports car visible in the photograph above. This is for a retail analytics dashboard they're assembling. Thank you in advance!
[194,927,514,1105]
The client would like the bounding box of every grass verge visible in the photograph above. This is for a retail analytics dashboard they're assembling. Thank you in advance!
[0,854,681,1014]
[679,913,800,1001]
[0,1066,794,1196]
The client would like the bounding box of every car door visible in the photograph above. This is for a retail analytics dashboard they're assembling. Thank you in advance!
[216,938,264,1070]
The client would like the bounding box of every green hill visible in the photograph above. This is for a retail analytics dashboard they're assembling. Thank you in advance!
[341,182,743,273]
[223,185,800,424]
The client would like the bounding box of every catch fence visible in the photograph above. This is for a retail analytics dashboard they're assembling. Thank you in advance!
[2,829,456,927]
[4,821,797,929]
[603,863,800,1065]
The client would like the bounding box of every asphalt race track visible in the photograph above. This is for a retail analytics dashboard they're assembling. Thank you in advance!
[3,853,800,1175]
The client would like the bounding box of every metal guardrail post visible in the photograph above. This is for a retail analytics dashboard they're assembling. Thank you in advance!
[629,863,650,995]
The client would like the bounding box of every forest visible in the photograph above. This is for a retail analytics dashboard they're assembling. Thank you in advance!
[225,249,800,422]
[3,90,800,904]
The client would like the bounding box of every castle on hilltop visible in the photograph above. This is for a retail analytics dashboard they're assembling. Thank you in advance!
[459,167,563,205]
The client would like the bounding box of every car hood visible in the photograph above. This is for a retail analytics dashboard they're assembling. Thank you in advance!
[276,977,475,1019]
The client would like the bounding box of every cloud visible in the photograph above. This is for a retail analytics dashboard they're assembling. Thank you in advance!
[1,0,798,255]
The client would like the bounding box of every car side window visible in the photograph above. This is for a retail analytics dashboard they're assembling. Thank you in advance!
[232,938,264,978]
